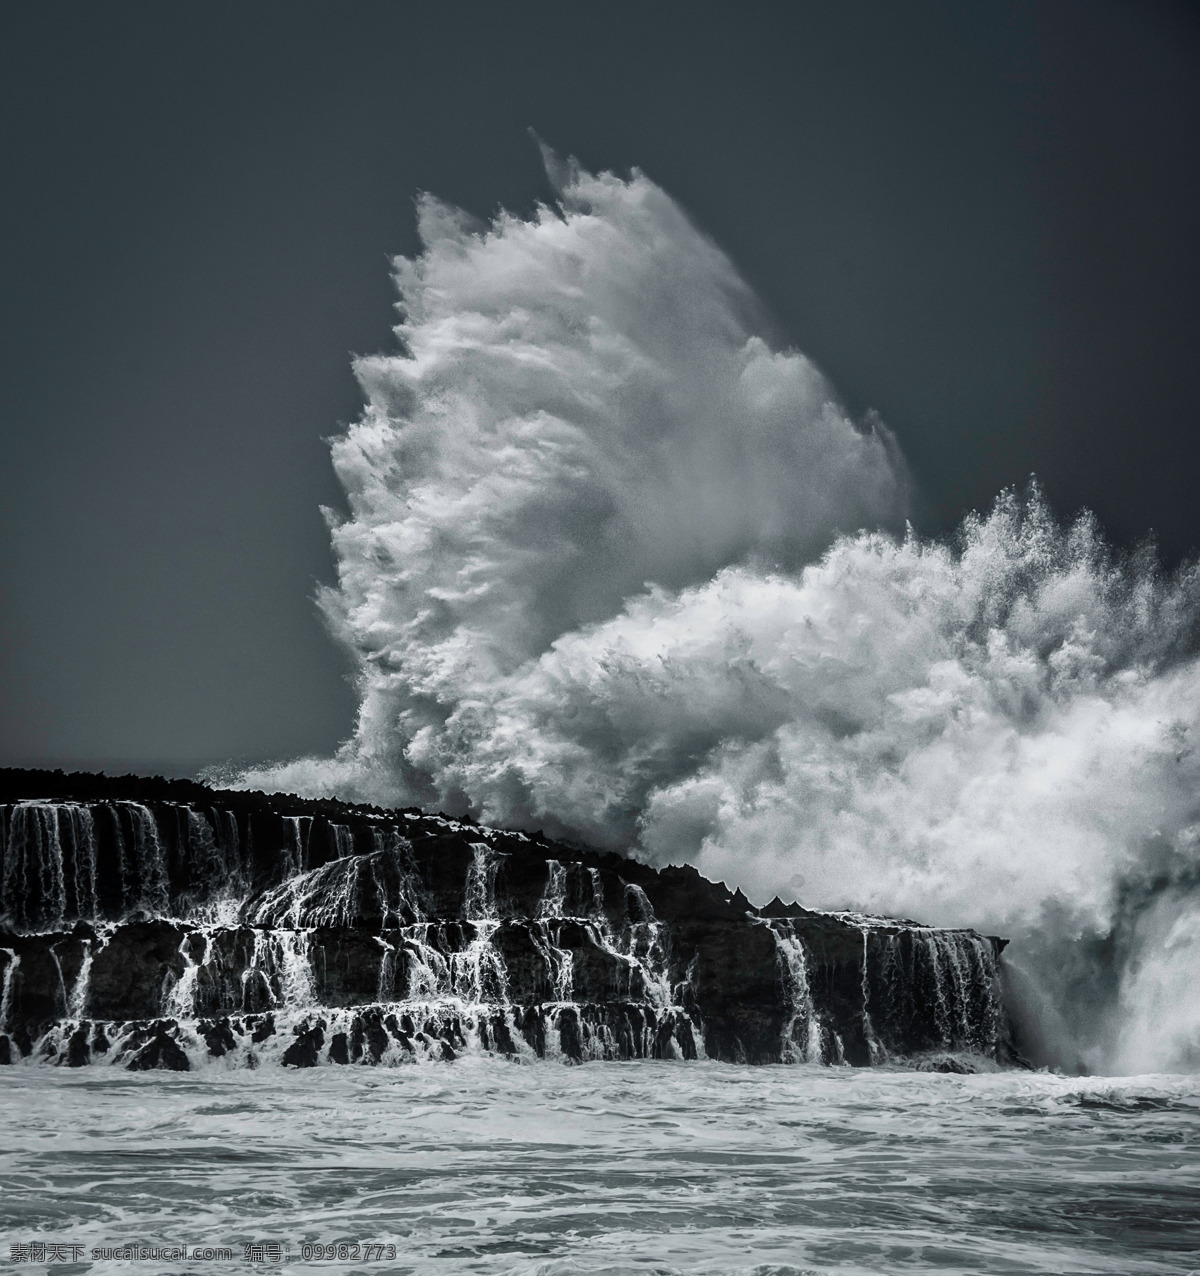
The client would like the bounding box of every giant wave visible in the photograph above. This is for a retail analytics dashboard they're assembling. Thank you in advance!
[223,149,1200,1076]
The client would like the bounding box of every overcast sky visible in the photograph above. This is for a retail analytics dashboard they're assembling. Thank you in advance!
[2,0,1198,776]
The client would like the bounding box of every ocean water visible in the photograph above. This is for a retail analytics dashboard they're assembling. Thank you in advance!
[1,1062,1197,1276]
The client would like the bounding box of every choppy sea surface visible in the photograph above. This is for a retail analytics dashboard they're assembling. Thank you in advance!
[1,1062,1197,1276]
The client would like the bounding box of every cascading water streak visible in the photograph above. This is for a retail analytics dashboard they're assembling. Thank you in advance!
[766,921,824,1064]
[0,950,19,1033]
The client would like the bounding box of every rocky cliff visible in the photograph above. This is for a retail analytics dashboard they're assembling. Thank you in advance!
[0,769,1016,1071]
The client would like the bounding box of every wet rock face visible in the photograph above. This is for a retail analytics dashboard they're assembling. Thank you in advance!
[0,768,1018,1069]
[126,1029,191,1072]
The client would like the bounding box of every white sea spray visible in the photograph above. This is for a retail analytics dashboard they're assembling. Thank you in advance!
[220,153,1200,1074]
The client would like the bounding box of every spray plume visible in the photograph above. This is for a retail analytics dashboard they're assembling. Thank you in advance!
[225,152,1200,1073]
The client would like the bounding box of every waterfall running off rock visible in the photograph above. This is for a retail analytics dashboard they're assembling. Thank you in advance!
[0,769,1013,1072]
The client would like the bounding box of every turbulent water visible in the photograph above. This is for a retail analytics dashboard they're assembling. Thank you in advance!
[2,1063,1197,1275]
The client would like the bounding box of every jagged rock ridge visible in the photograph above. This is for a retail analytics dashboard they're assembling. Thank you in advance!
[0,769,1016,1071]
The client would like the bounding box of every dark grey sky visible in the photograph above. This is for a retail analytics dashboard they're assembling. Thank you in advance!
[2,1,1198,776]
